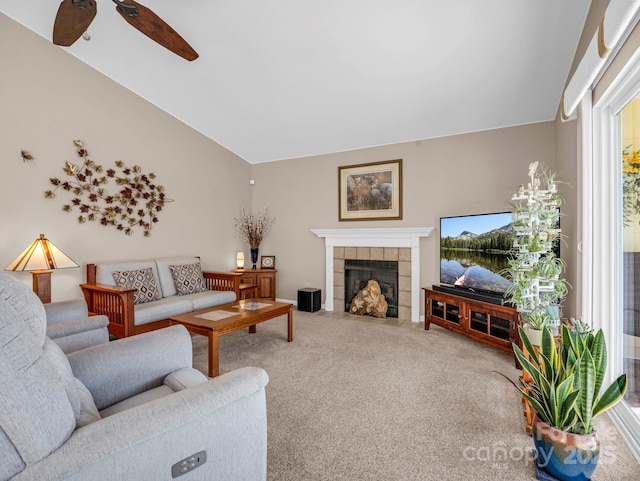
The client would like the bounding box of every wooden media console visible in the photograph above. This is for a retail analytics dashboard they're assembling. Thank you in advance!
[423,287,520,355]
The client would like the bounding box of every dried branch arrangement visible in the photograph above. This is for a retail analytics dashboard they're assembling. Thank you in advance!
[45,140,172,236]
[234,207,275,248]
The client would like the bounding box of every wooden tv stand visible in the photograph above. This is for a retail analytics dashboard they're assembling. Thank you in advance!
[423,288,519,355]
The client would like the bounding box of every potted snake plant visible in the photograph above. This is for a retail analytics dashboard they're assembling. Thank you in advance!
[512,323,627,481]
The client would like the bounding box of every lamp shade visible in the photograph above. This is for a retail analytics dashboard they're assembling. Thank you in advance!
[236,251,245,269]
[5,234,78,272]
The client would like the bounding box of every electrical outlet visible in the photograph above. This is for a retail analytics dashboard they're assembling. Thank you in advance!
[171,450,206,478]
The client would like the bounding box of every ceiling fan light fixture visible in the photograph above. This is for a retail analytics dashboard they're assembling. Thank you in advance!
[53,0,97,47]
[72,0,94,10]
[112,0,138,17]
[54,0,198,61]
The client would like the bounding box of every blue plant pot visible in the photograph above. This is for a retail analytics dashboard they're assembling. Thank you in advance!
[532,416,600,481]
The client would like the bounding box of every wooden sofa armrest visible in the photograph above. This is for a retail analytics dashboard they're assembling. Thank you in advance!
[203,271,242,298]
[80,283,136,339]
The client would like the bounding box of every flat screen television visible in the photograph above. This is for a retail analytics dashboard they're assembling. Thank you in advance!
[439,212,515,297]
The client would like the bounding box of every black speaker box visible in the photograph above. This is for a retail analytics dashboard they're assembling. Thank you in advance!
[298,288,321,312]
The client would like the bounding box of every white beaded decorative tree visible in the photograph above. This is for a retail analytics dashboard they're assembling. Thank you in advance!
[506,162,567,333]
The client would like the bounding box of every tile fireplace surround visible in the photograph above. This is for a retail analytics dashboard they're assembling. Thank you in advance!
[311,228,434,322]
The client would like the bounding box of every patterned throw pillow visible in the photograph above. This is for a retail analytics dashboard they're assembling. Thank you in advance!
[170,263,207,295]
[112,268,162,305]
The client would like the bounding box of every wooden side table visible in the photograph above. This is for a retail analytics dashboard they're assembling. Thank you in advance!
[519,325,567,433]
[234,268,277,300]
[521,342,538,434]
[239,283,258,299]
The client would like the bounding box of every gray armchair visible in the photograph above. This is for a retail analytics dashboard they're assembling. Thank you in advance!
[44,299,109,353]
[0,273,269,481]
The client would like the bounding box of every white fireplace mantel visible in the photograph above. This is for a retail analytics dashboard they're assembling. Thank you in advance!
[311,227,434,322]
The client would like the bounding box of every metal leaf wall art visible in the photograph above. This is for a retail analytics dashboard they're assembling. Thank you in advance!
[44,140,173,236]
[21,150,35,164]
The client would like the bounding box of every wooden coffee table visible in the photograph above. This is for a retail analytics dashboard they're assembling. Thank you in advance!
[169,299,293,377]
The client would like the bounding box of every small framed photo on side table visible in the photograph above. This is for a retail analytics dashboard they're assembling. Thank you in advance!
[261,255,275,269]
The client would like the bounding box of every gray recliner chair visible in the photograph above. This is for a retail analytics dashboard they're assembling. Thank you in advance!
[44,299,109,353]
[0,273,269,481]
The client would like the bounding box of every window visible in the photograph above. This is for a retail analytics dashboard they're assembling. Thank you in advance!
[621,100,640,412]
[590,50,640,456]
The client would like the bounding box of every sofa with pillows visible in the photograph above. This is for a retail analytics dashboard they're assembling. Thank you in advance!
[0,272,269,481]
[80,256,242,338]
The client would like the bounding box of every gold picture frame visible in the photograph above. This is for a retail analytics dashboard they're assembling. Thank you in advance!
[338,159,402,221]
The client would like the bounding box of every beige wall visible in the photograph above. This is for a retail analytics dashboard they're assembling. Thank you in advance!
[551,0,610,320]
[0,14,251,301]
[554,0,640,320]
[251,122,556,308]
[554,116,579,319]
[0,13,566,317]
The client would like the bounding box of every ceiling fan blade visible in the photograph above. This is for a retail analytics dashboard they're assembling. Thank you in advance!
[114,0,198,61]
[53,0,97,46]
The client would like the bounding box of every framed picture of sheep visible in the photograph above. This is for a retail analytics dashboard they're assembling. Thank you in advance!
[338,159,402,221]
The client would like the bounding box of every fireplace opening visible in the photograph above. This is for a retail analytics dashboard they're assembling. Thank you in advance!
[344,259,398,318]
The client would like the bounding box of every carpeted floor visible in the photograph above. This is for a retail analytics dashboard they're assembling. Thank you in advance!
[190,309,640,481]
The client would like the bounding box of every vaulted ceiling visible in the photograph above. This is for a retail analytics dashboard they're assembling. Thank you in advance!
[2,1,591,163]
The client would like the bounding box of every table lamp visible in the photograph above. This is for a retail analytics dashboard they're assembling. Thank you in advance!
[5,234,79,303]
[236,251,245,270]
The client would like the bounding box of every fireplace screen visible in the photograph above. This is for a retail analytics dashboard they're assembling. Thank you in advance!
[344,259,398,317]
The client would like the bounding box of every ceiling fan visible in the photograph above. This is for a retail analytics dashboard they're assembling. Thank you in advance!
[52,0,198,61]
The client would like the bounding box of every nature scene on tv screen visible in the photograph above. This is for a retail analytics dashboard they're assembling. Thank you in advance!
[440,213,515,295]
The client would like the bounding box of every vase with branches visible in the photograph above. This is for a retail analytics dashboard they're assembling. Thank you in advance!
[234,208,275,269]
